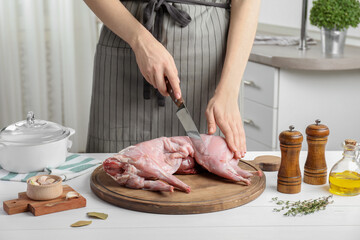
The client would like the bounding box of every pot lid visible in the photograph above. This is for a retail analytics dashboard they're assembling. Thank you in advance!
[0,111,70,145]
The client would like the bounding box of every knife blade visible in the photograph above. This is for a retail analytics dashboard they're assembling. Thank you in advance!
[165,78,206,154]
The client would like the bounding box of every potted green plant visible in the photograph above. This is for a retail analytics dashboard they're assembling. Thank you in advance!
[310,0,360,55]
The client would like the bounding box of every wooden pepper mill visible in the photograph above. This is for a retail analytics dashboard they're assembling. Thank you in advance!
[277,125,303,194]
[304,119,330,185]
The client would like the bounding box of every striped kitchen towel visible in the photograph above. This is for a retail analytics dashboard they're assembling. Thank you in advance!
[0,154,102,182]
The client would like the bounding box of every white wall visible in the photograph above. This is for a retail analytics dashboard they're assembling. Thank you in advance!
[258,0,360,41]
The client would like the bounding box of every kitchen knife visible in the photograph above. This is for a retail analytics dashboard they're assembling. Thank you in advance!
[165,78,206,154]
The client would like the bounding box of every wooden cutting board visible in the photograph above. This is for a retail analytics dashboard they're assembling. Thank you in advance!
[90,160,266,214]
[3,185,86,216]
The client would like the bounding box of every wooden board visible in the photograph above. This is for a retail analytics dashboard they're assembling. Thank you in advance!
[252,155,281,172]
[3,185,86,216]
[90,160,265,214]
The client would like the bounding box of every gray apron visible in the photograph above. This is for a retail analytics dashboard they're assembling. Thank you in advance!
[86,0,230,153]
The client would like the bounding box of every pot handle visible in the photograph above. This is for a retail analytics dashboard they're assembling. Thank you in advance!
[67,140,73,151]
[68,128,75,137]
[67,128,75,151]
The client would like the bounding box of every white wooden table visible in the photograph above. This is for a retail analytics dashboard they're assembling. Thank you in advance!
[1,151,359,240]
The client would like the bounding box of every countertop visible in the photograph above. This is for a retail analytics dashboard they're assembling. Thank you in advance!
[1,151,360,240]
[250,42,360,70]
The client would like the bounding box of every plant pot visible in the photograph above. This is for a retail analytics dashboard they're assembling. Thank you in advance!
[321,27,347,55]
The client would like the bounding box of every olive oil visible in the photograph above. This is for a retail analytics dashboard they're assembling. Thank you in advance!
[328,139,360,196]
[329,171,360,196]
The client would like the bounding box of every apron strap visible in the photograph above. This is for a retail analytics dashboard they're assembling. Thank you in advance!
[143,0,192,33]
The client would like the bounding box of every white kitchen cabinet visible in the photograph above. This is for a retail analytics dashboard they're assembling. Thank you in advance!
[245,136,273,151]
[241,61,360,151]
[241,61,279,150]
[243,98,278,149]
[242,61,279,108]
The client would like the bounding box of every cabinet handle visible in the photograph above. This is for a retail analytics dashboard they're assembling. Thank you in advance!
[244,80,260,88]
[244,119,255,126]
[243,80,256,87]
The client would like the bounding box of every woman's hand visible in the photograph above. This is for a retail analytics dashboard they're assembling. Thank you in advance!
[205,0,260,159]
[206,91,246,159]
[131,31,181,99]
[83,0,181,99]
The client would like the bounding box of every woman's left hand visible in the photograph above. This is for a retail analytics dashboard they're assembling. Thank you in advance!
[206,91,246,159]
[203,0,260,160]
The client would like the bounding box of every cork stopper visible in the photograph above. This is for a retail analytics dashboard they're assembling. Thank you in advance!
[345,139,357,146]
[343,139,357,151]
[306,119,330,138]
[279,125,303,145]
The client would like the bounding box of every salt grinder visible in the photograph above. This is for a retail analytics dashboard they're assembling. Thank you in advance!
[277,125,303,194]
[304,119,330,185]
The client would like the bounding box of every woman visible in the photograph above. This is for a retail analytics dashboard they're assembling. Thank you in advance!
[84,0,260,159]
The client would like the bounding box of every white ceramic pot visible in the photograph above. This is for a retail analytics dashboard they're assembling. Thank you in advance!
[0,111,75,173]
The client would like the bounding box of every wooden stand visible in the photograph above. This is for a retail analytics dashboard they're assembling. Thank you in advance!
[277,126,303,194]
[252,155,281,171]
[3,185,86,216]
[304,120,330,185]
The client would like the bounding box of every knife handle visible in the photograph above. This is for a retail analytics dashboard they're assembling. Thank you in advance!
[165,77,184,108]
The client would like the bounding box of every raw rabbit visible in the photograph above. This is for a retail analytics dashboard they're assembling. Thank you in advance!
[103,135,261,192]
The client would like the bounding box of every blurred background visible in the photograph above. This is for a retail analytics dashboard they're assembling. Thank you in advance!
[258,0,360,45]
[0,0,99,152]
[0,0,359,152]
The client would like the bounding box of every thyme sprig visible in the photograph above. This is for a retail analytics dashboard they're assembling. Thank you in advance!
[271,195,334,216]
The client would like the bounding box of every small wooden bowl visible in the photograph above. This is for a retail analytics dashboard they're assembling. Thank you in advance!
[26,175,63,200]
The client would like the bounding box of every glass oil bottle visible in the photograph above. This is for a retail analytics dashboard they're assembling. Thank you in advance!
[329,139,360,196]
